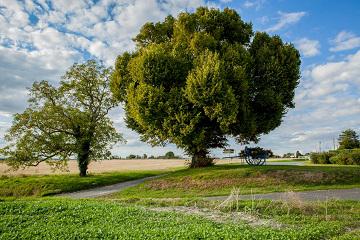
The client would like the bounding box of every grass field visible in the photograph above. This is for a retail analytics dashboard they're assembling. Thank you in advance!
[111,164,360,198]
[0,199,358,239]
[0,170,166,197]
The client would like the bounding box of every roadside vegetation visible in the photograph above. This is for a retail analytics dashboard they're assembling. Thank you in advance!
[311,129,360,166]
[111,164,360,199]
[0,170,165,197]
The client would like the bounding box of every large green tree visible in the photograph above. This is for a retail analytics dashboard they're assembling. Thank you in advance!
[1,60,124,176]
[111,7,301,167]
[338,129,360,149]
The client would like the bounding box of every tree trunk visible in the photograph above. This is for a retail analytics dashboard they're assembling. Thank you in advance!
[189,149,213,168]
[77,140,91,177]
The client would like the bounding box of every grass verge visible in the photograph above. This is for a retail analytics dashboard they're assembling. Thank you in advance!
[0,170,167,197]
[0,198,358,239]
[110,164,360,198]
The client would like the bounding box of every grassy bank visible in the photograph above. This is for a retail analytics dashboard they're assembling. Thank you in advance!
[111,164,360,198]
[0,170,166,197]
[0,199,358,239]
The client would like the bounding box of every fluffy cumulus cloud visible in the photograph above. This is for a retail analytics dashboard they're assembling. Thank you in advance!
[256,50,360,154]
[330,31,360,52]
[295,38,320,57]
[266,11,306,32]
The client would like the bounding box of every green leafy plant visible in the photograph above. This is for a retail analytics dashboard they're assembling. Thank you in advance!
[330,149,360,165]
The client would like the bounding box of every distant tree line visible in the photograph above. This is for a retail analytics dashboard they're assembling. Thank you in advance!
[112,151,181,160]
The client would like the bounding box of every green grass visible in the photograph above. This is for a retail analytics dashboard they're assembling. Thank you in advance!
[111,164,360,198]
[0,170,166,197]
[267,158,307,162]
[0,199,358,239]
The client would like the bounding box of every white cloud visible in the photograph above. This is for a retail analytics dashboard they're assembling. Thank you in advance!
[310,50,360,85]
[295,38,320,57]
[266,11,306,32]
[330,31,360,52]
[243,0,266,10]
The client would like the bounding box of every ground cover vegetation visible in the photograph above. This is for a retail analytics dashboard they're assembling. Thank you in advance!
[111,164,360,198]
[0,60,123,176]
[0,170,164,197]
[0,198,358,239]
[111,7,301,168]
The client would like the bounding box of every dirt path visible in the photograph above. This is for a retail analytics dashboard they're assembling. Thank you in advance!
[206,188,360,201]
[57,175,165,199]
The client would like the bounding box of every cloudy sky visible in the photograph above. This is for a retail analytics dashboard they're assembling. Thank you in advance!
[0,0,359,158]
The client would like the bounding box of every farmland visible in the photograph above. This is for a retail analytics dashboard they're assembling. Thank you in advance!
[0,199,359,239]
[0,159,187,176]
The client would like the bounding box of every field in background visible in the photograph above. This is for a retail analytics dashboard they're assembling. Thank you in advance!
[0,158,305,176]
[0,159,187,176]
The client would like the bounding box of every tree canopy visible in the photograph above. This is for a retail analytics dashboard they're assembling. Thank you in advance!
[338,129,360,149]
[1,60,124,176]
[111,7,301,167]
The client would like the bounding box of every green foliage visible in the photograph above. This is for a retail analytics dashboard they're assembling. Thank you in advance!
[311,149,360,165]
[0,199,357,239]
[0,170,163,197]
[164,151,175,159]
[330,149,360,165]
[0,60,124,176]
[338,129,360,150]
[111,7,301,167]
[310,152,337,164]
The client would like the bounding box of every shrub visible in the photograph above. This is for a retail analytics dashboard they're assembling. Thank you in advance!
[310,152,336,164]
[330,149,360,165]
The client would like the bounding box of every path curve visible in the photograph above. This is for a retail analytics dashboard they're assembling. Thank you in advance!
[57,174,165,199]
[205,188,360,201]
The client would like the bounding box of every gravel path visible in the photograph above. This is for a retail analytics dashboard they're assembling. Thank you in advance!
[57,175,165,199]
[206,188,360,201]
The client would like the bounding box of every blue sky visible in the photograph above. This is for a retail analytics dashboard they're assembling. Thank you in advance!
[0,0,359,157]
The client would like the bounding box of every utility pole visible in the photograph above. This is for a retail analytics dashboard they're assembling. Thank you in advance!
[319,141,322,153]
[333,138,336,150]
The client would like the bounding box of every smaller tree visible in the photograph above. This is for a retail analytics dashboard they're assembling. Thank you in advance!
[338,129,360,149]
[0,60,124,176]
[165,151,175,159]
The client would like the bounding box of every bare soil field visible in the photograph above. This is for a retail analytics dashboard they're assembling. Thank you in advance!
[0,158,299,176]
[0,159,188,176]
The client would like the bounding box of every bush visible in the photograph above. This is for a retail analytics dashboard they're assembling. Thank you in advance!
[310,152,336,164]
[330,149,360,165]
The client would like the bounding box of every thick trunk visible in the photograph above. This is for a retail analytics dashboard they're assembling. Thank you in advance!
[189,149,213,168]
[77,140,91,177]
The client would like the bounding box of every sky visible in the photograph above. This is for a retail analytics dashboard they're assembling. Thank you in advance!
[0,0,360,158]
